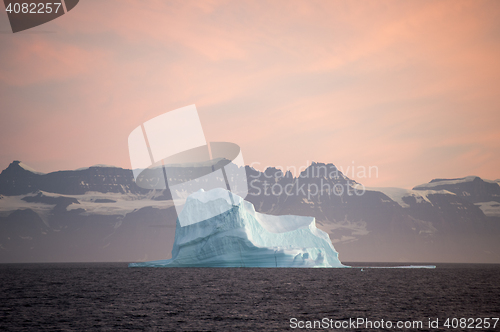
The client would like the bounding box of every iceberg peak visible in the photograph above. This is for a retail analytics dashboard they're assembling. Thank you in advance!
[187,187,243,205]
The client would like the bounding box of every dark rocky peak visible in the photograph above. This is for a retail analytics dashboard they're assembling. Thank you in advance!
[0,160,41,177]
[299,162,344,180]
[264,167,284,178]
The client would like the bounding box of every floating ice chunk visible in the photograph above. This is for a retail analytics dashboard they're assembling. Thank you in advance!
[129,188,345,268]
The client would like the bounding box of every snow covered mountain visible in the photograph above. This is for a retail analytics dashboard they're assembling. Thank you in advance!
[0,160,499,263]
[130,188,343,267]
[412,176,500,219]
[235,163,500,263]
[0,160,148,196]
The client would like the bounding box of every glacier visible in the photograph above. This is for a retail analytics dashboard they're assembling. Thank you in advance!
[129,188,345,268]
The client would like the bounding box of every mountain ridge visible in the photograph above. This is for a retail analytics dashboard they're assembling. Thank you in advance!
[0,160,499,263]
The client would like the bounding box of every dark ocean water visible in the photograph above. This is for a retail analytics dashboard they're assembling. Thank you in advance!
[0,263,499,331]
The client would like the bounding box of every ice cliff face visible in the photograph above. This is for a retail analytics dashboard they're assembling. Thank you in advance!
[129,188,344,267]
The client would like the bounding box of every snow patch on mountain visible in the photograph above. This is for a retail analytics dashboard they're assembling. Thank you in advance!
[365,187,454,208]
[485,179,500,186]
[18,162,45,175]
[75,164,121,171]
[0,194,56,226]
[64,192,173,216]
[413,176,481,189]
[0,191,173,217]
[0,195,54,219]
[475,201,500,218]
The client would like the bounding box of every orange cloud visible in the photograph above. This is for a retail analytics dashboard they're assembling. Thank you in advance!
[0,0,499,188]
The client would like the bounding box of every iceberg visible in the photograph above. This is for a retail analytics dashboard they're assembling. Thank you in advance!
[129,188,345,267]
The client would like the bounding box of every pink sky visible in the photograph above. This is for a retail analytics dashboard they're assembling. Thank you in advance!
[0,0,499,188]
